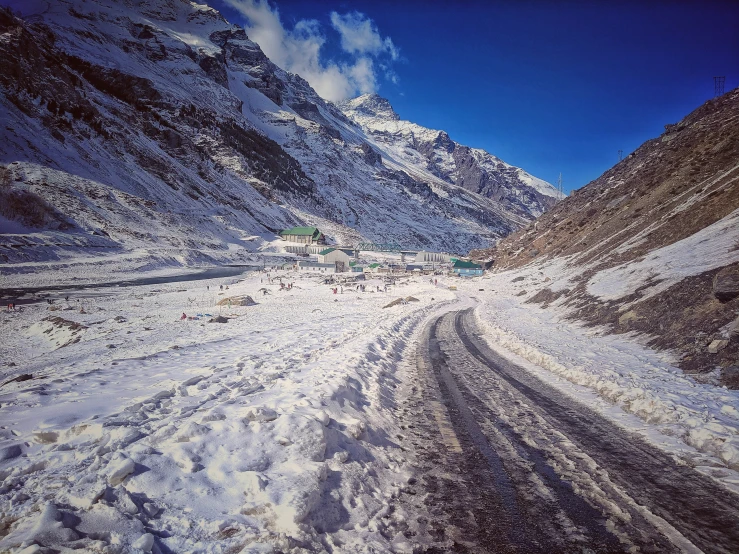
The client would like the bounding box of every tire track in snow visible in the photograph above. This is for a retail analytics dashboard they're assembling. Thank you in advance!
[421,308,739,553]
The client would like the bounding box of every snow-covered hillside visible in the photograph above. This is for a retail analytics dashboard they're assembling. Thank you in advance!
[473,87,739,385]
[0,0,556,277]
[338,93,564,217]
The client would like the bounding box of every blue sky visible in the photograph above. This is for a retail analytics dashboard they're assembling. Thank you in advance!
[211,0,738,193]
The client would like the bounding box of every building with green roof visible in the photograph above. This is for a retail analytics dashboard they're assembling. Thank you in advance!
[452,259,484,276]
[318,247,351,271]
[278,226,325,244]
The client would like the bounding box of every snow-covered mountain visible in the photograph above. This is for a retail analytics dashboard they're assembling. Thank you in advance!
[0,0,557,272]
[338,93,563,217]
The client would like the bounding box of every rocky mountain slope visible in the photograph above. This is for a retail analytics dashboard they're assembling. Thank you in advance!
[472,88,739,385]
[0,0,557,274]
[338,94,563,218]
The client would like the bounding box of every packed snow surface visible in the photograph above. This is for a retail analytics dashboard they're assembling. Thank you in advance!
[0,269,456,552]
[461,271,739,486]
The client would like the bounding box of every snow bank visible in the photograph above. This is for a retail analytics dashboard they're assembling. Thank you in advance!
[455,272,739,485]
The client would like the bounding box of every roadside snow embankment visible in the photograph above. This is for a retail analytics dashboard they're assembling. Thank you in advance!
[456,274,739,486]
[0,271,456,553]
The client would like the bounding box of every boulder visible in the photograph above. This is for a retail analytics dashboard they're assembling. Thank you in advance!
[722,366,739,389]
[216,295,256,307]
[713,266,739,302]
[708,339,729,354]
[0,443,22,461]
[405,296,420,302]
[729,316,739,341]
[133,533,155,553]
[383,298,403,309]
[209,315,229,323]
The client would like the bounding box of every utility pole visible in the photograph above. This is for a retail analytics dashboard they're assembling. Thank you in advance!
[714,76,725,97]
[618,150,623,161]
[557,173,562,196]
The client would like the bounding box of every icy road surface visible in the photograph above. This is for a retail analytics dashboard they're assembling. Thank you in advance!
[398,309,739,552]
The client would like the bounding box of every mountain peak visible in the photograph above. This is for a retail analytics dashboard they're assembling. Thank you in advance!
[336,93,399,121]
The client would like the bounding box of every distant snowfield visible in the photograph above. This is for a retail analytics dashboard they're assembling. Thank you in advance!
[1,265,738,552]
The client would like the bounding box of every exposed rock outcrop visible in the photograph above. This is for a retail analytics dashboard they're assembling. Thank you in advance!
[714,266,739,302]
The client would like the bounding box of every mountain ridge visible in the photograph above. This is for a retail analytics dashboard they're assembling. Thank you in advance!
[337,93,563,217]
[1,0,557,276]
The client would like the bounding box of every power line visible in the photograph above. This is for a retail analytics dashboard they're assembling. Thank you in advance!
[714,76,725,97]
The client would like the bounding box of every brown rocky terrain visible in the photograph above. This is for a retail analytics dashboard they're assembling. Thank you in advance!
[472,88,739,385]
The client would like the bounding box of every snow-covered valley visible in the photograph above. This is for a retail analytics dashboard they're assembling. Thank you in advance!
[1,0,738,551]
[2,266,739,552]
[0,269,458,552]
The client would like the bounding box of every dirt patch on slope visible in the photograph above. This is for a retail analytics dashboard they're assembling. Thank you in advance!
[554,264,739,384]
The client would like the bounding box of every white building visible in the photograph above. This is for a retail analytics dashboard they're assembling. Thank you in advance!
[317,248,352,272]
[414,251,451,264]
[296,261,338,273]
[283,244,326,255]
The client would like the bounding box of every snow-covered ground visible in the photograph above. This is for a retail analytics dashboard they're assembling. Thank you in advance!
[586,208,739,302]
[0,269,457,553]
[2,263,739,552]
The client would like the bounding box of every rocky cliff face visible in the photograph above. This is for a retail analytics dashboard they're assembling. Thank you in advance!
[338,93,564,218]
[472,88,739,385]
[0,0,556,270]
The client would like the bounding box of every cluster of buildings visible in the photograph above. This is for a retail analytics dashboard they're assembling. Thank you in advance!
[278,226,484,276]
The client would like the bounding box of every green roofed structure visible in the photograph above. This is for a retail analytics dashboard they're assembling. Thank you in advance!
[279,226,325,244]
[452,259,483,276]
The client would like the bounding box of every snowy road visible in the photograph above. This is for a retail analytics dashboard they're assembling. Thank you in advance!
[402,309,739,553]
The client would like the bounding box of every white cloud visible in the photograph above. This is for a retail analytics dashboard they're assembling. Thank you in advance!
[222,0,399,102]
[349,57,377,94]
[329,11,399,60]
